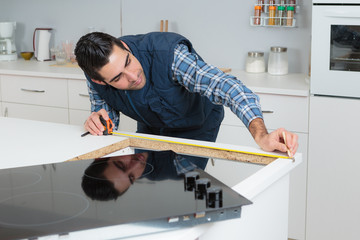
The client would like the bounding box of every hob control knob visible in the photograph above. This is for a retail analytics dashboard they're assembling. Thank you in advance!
[184,171,200,191]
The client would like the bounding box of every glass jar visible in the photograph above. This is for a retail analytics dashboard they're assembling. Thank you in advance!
[254,5,262,26]
[286,6,295,27]
[268,46,288,75]
[246,51,265,73]
[268,6,276,26]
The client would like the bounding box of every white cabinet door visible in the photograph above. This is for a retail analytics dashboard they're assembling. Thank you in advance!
[1,75,68,108]
[68,79,91,111]
[222,93,309,133]
[118,113,137,132]
[307,96,360,240]
[3,102,69,124]
[69,109,90,126]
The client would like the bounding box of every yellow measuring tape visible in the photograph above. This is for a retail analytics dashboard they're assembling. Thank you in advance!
[111,131,291,159]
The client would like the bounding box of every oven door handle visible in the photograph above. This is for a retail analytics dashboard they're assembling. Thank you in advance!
[325,10,360,18]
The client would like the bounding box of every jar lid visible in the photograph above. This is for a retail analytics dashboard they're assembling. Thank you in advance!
[287,6,295,11]
[248,51,264,57]
[270,46,287,52]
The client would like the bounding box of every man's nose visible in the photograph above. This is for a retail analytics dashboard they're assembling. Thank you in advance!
[123,69,137,81]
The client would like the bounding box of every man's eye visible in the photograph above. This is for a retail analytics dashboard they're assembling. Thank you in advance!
[114,75,122,82]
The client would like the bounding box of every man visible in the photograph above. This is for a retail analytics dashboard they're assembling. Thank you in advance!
[74,32,298,167]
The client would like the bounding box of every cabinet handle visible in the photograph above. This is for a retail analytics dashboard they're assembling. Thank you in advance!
[79,93,89,98]
[21,88,45,93]
[262,110,274,114]
[4,107,8,117]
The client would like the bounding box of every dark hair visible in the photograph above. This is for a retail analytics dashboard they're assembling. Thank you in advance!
[74,32,127,82]
[81,158,128,201]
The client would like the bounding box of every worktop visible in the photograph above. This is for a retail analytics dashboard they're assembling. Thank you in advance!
[0,59,85,80]
[0,117,301,240]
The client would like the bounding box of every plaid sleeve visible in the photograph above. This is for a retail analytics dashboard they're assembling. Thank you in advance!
[172,44,263,128]
[86,81,120,130]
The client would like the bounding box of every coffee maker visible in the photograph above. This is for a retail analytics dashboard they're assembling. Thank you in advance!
[0,22,17,61]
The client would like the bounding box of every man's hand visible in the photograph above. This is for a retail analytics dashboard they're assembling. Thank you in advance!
[84,109,110,136]
[249,118,298,157]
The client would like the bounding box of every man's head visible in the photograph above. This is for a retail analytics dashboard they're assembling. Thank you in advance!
[81,152,148,201]
[75,32,146,90]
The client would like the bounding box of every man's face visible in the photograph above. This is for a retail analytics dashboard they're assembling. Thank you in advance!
[96,45,146,90]
[102,152,148,193]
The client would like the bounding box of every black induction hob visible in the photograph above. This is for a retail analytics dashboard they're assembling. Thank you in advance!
[0,150,251,240]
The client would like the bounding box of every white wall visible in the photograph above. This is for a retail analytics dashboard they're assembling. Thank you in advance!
[0,0,311,74]
[0,0,121,52]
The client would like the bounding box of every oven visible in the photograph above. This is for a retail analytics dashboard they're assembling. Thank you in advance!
[311,0,360,98]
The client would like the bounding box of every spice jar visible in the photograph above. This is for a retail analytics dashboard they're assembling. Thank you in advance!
[246,51,265,73]
[286,6,295,27]
[268,46,288,75]
[277,6,286,26]
[268,6,276,26]
[254,5,262,26]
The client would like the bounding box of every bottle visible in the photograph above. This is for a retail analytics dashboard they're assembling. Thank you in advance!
[268,6,276,26]
[254,6,262,25]
[246,51,265,73]
[268,0,275,12]
[258,0,265,12]
[277,6,286,26]
[268,46,288,75]
[289,0,296,13]
[286,6,294,27]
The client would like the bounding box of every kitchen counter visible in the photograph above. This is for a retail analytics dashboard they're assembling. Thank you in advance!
[0,59,85,79]
[0,59,309,95]
[0,117,301,240]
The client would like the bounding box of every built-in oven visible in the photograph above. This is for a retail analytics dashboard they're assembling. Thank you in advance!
[311,0,360,98]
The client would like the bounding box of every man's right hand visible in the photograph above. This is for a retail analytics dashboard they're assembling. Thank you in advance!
[84,109,110,136]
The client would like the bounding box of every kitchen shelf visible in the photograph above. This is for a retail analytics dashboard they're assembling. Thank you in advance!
[250,1,300,28]
[250,16,297,27]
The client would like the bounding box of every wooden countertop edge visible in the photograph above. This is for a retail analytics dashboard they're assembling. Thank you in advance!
[67,137,275,165]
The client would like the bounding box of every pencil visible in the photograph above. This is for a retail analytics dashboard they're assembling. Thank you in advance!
[282,131,292,158]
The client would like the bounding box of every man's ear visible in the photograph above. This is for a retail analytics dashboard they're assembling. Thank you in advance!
[91,79,107,85]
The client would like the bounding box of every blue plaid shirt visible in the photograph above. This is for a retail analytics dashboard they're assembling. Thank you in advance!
[87,43,263,130]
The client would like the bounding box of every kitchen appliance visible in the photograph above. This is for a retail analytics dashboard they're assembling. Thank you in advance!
[0,150,251,240]
[307,1,360,239]
[0,22,17,61]
[311,0,360,98]
[33,28,53,61]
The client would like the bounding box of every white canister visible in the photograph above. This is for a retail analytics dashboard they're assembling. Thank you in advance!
[268,46,288,75]
[246,51,265,73]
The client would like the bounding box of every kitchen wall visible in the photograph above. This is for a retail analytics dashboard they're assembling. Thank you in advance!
[0,0,311,74]
[0,0,122,52]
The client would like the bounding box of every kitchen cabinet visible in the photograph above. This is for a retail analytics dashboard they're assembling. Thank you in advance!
[0,81,1,115]
[0,61,91,126]
[307,96,360,240]
[1,75,69,124]
[212,71,309,240]
[0,75,91,125]
[68,79,91,126]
